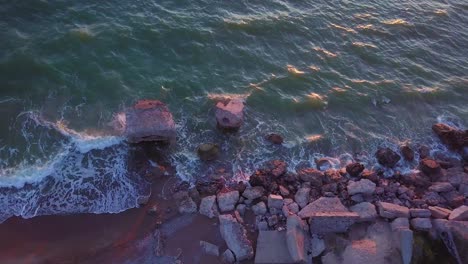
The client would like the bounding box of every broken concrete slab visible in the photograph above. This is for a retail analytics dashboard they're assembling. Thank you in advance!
[449,205,468,221]
[429,206,452,219]
[255,231,295,264]
[219,214,254,261]
[286,215,309,263]
[376,202,409,219]
[298,197,348,218]
[350,202,377,222]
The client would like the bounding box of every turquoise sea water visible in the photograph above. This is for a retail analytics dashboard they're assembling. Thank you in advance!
[0,0,467,221]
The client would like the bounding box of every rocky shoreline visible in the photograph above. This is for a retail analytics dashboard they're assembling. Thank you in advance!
[1,99,467,263]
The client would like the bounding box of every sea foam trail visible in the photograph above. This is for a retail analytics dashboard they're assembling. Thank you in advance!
[0,112,148,223]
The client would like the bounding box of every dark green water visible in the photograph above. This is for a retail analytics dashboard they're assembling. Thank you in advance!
[0,0,467,221]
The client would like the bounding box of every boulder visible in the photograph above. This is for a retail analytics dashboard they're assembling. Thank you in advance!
[286,215,309,263]
[297,168,324,187]
[316,158,334,171]
[221,249,235,263]
[432,123,468,151]
[419,158,441,178]
[409,209,431,218]
[124,99,176,143]
[294,187,310,209]
[418,145,431,159]
[252,202,267,216]
[429,182,455,193]
[350,202,377,222]
[376,202,410,219]
[236,204,246,216]
[266,133,284,144]
[199,195,218,218]
[298,197,359,233]
[242,186,265,200]
[400,144,415,161]
[217,191,239,212]
[254,231,295,264]
[346,162,365,177]
[219,214,254,261]
[347,179,376,195]
[429,206,451,219]
[310,234,326,257]
[268,194,284,210]
[215,99,245,130]
[375,147,401,168]
[197,143,220,161]
[449,205,468,221]
[178,196,197,214]
[410,218,432,231]
[200,241,219,256]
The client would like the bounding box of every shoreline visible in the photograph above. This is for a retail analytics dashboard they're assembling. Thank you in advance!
[0,122,466,264]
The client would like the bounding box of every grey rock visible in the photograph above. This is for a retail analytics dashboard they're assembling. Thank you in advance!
[347,179,376,195]
[376,201,410,219]
[391,218,410,231]
[178,196,197,214]
[268,215,279,227]
[310,234,325,257]
[429,206,452,219]
[255,231,295,264]
[410,218,432,231]
[217,191,239,212]
[350,194,364,203]
[449,205,468,221]
[219,214,254,261]
[242,186,265,200]
[409,208,431,218]
[342,239,380,263]
[298,197,348,218]
[199,195,218,218]
[268,194,284,210]
[286,215,309,263]
[429,182,455,193]
[124,100,176,144]
[350,202,377,222]
[295,187,310,209]
[221,249,235,263]
[284,198,294,206]
[200,241,219,257]
[215,98,245,129]
[236,204,246,216]
[252,202,267,216]
[279,185,290,196]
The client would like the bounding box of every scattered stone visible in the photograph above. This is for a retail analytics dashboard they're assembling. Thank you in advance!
[197,143,220,161]
[236,204,246,216]
[266,133,284,144]
[423,191,444,206]
[254,231,295,264]
[297,168,324,187]
[221,249,235,263]
[442,190,465,208]
[391,218,410,231]
[217,191,239,212]
[449,205,468,221]
[346,162,365,177]
[432,123,467,151]
[310,234,326,257]
[429,206,452,219]
[252,202,267,216]
[200,241,219,256]
[215,98,245,130]
[409,209,431,218]
[242,186,265,200]
[347,179,376,195]
[268,215,279,227]
[294,187,310,208]
[376,147,401,168]
[284,198,294,205]
[316,158,334,171]
[286,215,309,263]
[429,182,454,192]
[124,99,176,143]
[268,194,284,210]
[401,144,415,161]
[350,202,377,222]
[219,214,254,261]
[199,195,218,218]
[419,158,441,177]
[279,185,290,196]
[376,202,410,219]
[178,196,197,214]
[410,218,432,231]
